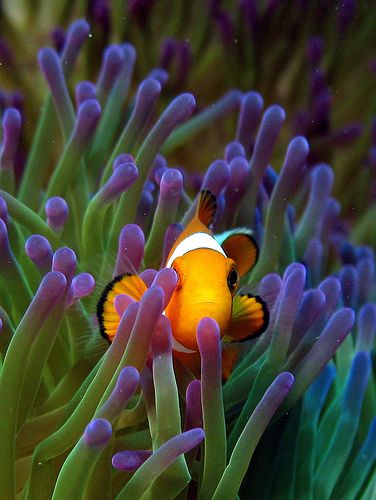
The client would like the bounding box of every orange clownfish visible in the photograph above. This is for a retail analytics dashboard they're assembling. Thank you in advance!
[97,190,268,377]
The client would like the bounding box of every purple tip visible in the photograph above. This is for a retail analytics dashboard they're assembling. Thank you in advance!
[344,351,371,413]
[71,273,96,299]
[112,450,152,471]
[312,163,333,196]
[0,107,22,171]
[306,36,325,66]
[357,304,376,352]
[115,224,145,275]
[197,317,221,357]
[36,271,67,309]
[154,167,168,186]
[275,264,306,330]
[147,68,169,88]
[96,44,125,100]
[74,98,101,146]
[52,247,77,282]
[121,43,137,71]
[114,294,135,316]
[225,141,246,162]
[151,268,178,308]
[51,27,66,54]
[250,104,285,176]
[327,308,356,342]
[135,190,154,228]
[0,218,11,262]
[274,371,295,392]
[318,276,341,314]
[201,159,230,196]
[304,237,323,285]
[61,19,90,71]
[292,288,326,345]
[257,273,283,310]
[263,166,278,196]
[25,235,53,271]
[152,154,168,171]
[139,268,158,287]
[9,91,24,114]
[357,256,376,304]
[113,153,134,170]
[159,168,183,201]
[224,141,246,161]
[159,37,176,69]
[45,197,69,232]
[0,197,8,225]
[151,315,172,357]
[137,77,162,105]
[75,81,96,105]
[135,76,163,121]
[281,136,309,181]
[100,162,139,203]
[215,10,235,48]
[166,93,196,126]
[84,418,112,448]
[113,365,140,402]
[184,379,203,431]
[90,0,111,32]
[38,47,64,90]
[225,156,249,214]
[126,77,162,140]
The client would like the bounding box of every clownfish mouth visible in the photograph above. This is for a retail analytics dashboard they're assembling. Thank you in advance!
[162,310,197,353]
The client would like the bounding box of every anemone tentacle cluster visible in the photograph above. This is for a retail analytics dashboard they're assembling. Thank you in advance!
[0,6,375,500]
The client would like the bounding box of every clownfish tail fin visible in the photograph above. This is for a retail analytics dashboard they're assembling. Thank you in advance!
[196,190,217,228]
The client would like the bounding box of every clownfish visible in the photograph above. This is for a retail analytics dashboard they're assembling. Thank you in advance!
[97,190,268,377]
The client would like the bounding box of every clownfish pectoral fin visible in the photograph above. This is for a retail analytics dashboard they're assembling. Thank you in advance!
[224,293,269,343]
[97,273,147,342]
[221,344,239,381]
[196,190,217,228]
[221,232,259,276]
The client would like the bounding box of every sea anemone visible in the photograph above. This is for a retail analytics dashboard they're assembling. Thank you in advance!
[0,5,375,500]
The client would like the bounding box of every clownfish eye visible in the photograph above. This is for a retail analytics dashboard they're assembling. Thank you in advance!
[171,265,180,285]
[227,267,239,292]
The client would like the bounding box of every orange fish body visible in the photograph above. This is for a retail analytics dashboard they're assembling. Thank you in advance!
[164,192,239,352]
[97,190,268,377]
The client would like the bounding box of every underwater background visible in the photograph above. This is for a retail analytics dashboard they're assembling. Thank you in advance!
[0,1,375,498]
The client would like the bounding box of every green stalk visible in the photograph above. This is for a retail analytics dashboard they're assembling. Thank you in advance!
[0,189,60,247]
[212,373,293,500]
[0,272,66,499]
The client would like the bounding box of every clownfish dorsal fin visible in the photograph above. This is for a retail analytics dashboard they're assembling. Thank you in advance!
[223,293,269,343]
[97,273,147,342]
[195,190,217,228]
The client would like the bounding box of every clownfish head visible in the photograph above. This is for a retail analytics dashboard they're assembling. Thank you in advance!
[165,247,240,351]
